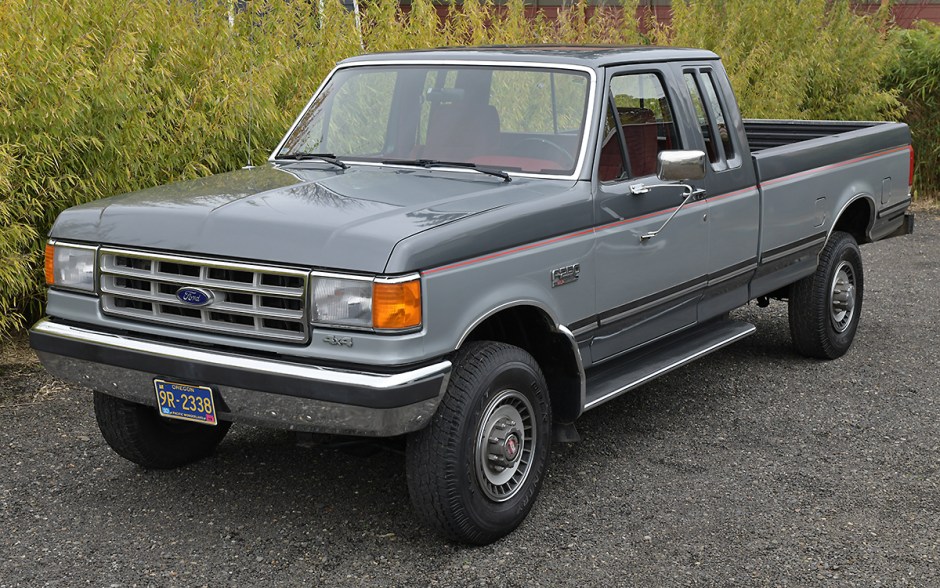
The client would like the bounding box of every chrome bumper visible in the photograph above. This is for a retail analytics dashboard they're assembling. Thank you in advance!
[30,319,451,437]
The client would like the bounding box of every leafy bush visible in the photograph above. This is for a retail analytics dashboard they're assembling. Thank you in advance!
[0,0,359,335]
[885,21,940,199]
[0,0,932,337]
[654,0,903,122]
[0,0,647,335]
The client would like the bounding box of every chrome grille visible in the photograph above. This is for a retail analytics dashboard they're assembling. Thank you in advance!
[99,248,309,343]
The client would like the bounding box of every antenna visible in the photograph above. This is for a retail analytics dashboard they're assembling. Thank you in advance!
[244,2,255,169]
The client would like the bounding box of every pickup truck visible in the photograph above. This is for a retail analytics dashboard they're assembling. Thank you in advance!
[30,46,915,545]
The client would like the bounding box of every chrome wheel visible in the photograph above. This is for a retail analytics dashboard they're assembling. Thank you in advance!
[475,389,536,502]
[829,260,857,333]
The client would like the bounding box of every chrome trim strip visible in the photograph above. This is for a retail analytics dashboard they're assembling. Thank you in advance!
[32,320,452,391]
[269,59,598,181]
[100,269,305,297]
[47,240,100,295]
[455,299,561,349]
[705,263,757,286]
[99,248,310,343]
[827,194,876,243]
[760,236,826,264]
[583,323,755,410]
[100,247,310,276]
[557,324,587,416]
[598,281,703,327]
[877,197,912,219]
[309,271,422,333]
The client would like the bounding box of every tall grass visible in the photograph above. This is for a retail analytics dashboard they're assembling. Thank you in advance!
[654,0,903,122]
[0,0,932,337]
[0,0,356,334]
[0,0,645,335]
[885,21,940,199]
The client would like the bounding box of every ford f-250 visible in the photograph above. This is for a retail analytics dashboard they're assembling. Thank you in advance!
[30,46,915,544]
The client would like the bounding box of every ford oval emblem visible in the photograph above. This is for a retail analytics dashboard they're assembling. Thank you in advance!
[176,286,214,307]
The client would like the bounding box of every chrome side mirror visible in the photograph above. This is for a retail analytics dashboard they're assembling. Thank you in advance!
[657,150,707,182]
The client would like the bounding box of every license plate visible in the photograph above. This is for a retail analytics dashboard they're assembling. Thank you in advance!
[154,379,218,426]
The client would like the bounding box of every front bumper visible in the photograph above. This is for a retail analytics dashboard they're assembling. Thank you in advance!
[29,319,451,437]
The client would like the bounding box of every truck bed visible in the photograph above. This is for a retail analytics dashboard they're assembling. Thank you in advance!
[743,119,886,152]
[745,118,912,299]
[746,118,910,184]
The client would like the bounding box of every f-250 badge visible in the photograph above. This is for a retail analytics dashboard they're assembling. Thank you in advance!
[551,263,580,288]
[323,335,353,347]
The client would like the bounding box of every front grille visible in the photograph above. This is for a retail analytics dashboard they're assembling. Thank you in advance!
[99,248,309,343]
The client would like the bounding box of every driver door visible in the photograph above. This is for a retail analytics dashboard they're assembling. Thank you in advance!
[591,67,709,363]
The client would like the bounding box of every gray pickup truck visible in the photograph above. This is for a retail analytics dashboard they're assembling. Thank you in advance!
[31,46,915,544]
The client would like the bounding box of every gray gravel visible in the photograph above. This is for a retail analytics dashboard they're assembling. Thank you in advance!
[2,214,938,587]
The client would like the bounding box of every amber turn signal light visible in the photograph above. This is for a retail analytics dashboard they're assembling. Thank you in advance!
[372,279,422,330]
[44,243,55,284]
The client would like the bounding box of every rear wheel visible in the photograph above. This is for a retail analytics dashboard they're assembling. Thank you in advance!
[94,392,231,469]
[406,341,552,544]
[788,231,864,359]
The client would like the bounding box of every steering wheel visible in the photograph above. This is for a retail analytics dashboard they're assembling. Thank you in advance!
[510,137,576,169]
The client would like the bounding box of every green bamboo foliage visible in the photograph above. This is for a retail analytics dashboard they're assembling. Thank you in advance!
[656,0,903,122]
[886,21,940,198]
[0,0,934,337]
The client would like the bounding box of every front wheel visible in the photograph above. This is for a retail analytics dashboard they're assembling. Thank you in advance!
[788,230,864,359]
[406,341,552,545]
[94,392,231,469]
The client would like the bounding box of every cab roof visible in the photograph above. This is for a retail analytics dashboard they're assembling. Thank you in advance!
[340,45,720,68]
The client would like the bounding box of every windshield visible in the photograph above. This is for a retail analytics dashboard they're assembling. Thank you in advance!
[277,64,592,176]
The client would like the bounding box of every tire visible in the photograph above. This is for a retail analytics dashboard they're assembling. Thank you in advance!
[788,230,864,359]
[405,341,552,545]
[94,392,231,469]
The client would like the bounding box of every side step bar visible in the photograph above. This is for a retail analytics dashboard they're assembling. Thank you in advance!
[583,319,756,411]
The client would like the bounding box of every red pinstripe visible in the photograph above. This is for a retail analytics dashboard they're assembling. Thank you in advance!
[422,144,908,276]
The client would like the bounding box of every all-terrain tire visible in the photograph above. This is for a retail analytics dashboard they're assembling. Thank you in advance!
[94,392,231,469]
[788,230,864,359]
[406,341,552,545]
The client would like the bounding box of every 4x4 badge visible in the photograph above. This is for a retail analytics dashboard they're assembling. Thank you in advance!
[323,335,354,347]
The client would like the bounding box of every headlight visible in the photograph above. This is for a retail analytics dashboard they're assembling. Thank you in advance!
[44,241,96,293]
[310,273,421,332]
[311,274,373,329]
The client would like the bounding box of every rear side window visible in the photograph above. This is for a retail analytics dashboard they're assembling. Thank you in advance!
[702,72,736,162]
[684,73,718,165]
[683,69,739,171]
[607,73,680,178]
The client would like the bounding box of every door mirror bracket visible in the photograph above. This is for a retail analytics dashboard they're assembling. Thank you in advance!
[630,150,708,242]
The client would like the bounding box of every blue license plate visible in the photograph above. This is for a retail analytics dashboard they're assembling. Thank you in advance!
[154,379,218,425]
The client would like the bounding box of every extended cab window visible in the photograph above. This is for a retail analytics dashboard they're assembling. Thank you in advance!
[702,71,737,163]
[684,69,739,170]
[601,73,680,180]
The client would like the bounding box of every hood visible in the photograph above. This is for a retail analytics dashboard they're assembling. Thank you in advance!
[51,164,574,273]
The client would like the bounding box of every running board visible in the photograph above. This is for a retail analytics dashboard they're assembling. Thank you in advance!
[583,319,756,411]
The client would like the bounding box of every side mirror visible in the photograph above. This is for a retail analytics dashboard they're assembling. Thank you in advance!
[657,150,707,182]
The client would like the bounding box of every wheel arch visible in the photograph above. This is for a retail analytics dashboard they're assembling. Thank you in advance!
[829,193,876,245]
[459,303,586,424]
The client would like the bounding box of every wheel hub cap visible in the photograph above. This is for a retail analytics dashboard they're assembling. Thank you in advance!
[486,418,523,470]
[829,261,857,333]
[475,390,536,502]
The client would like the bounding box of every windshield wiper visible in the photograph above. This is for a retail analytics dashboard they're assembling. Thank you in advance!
[381,159,511,182]
[276,152,348,169]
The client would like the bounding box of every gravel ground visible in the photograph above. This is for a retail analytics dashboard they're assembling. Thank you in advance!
[1,214,938,587]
